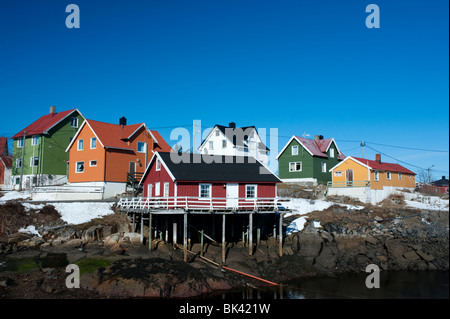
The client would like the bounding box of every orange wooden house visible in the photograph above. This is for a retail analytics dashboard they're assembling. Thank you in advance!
[66,117,172,198]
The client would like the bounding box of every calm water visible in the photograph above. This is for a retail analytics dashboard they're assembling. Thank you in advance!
[208,271,449,299]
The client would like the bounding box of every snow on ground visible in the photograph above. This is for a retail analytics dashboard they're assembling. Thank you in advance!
[51,202,115,225]
[405,199,449,211]
[0,190,31,203]
[19,225,42,237]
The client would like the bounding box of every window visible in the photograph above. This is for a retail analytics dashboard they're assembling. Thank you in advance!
[374,170,379,181]
[409,174,412,178]
[90,137,97,149]
[31,136,39,146]
[77,139,84,151]
[398,172,402,180]
[199,184,211,198]
[15,177,20,185]
[137,142,146,153]
[163,182,169,197]
[215,130,220,137]
[71,117,78,128]
[30,157,39,167]
[155,182,161,196]
[289,162,302,172]
[89,160,97,167]
[17,138,24,148]
[330,148,335,158]
[292,145,298,155]
[246,185,257,199]
[387,171,391,180]
[156,159,161,171]
[76,161,84,173]
[321,162,327,173]
[209,141,214,150]
[334,171,342,177]
[16,158,22,168]
[222,140,227,148]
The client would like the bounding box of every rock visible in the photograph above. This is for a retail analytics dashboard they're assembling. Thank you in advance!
[64,239,83,248]
[51,239,63,246]
[319,231,333,242]
[314,244,337,268]
[416,250,435,262]
[365,235,378,245]
[82,226,102,242]
[119,233,141,245]
[298,234,322,258]
[403,250,420,261]
[385,239,406,260]
[103,234,120,246]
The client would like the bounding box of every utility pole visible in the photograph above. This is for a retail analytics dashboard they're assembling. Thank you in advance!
[427,165,435,184]
[360,140,365,158]
[19,131,26,191]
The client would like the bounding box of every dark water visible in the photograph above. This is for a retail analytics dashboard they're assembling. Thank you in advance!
[208,271,449,299]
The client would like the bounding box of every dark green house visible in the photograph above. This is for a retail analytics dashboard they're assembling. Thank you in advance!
[276,135,345,185]
[11,106,84,189]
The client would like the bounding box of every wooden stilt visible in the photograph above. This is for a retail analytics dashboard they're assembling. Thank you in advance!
[222,214,226,263]
[249,213,253,256]
[148,213,152,250]
[165,216,168,242]
[132,213,135,232]
[200,229,204,257]
[278,213,283,257]
[256,215,261,246]
[140,215,144,244]
[173,218,177,248]
[183,213,188,262]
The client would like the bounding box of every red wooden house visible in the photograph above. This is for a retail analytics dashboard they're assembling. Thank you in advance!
[138,152,281,211]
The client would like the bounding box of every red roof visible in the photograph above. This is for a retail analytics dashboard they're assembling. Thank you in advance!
[149,130,173,153]
[0,137,8,156]
[12,109,78,139]
[294,136,345,159]
[352,157,416,175]
[0,155,12,168]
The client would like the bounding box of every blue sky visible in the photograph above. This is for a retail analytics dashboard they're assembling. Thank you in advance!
[0,0,448,177]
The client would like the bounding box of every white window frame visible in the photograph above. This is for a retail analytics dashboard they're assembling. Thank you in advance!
[387,171,391,180]
[398,172,402,180]
[215,130,220,137]
[334,171,342,177]
[31,135,39,146]
[199,183,212,199]
[209,141,214,150]
[16,158,22,168]
[71,117,78,128]
[17,138,24,148]
[163,182,170,197]
[330,148,335,158]
[155,182,161,196]
[289,161,302,172]
[321,162,327,173]
[77,139,84,151]
[156,159,161,171]
[222,139,227,148]
[292,145,298,156]
[30,156,39,167]
[75,161,85,173]
[89,160,97,167]
[245,184,257,199]
[147,184,153,197]
[137,141,146,153]
[90,137,97,149]
[374,170,379,181]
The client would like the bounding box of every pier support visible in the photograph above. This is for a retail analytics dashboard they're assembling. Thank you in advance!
[173,218,177,248]
[278,213,283,257]
[222,214,226,263]
[148,213,152,250]
[183,213,188,262]
[248,213,253,256]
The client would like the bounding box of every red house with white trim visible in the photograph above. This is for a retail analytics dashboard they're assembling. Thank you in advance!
[139,152,281,210]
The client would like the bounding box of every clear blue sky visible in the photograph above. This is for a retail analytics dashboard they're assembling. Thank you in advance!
[0,0,448,177]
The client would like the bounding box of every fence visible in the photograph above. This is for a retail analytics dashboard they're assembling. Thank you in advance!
[327,180,370,188]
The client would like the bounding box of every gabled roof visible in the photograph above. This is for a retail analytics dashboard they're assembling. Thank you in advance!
[66,119,172,152]
[0,155,12,168]
[431,176,449,187]
[199,124,270,152]
[276,135,345,160]
[12,109,82,139]
[0,137,8,156]
[329,156,416,175]
[140,152,281,184]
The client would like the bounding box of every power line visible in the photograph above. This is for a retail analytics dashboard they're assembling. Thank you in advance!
[366,141,449,153]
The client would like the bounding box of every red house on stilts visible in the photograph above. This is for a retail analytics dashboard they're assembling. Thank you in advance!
[138,152,281,211]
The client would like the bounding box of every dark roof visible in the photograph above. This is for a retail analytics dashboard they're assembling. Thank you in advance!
[431,176,449,187]
[203,124,270,152]
[150,152,281,183]
[0,155,12,168]
[0,137,8,156]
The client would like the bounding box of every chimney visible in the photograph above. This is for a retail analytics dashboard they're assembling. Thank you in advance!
[314,135,324,140]
[375,154,381,163]
[443,176,446,180]
[119,117,127,126]
[49,106,56,114]
[229,122,236,129]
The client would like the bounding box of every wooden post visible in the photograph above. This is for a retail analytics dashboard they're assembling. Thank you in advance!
[140,215,144,244]
[183,213,188,262]
[256,215,261,246]
[278,213,283,257]
[222,214,226,263]
[173,218,177,248]
[248,213,253,256]
[132,213,135,232]
[165,216,169,242]
[148,213,152,251]
[200,229,204,257]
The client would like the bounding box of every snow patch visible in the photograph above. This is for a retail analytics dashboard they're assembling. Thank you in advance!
[19,225,41,237]
[51,202,115,225]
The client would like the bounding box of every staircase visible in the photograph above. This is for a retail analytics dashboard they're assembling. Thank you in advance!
[126,172,144,196]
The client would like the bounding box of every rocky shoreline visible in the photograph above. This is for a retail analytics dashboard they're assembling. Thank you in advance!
[0,203,448,299]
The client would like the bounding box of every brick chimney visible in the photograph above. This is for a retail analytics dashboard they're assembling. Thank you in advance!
[119,117,127,126]
[375,154,381,163]
[49,106,56,114]
[229,122,236,129]
[314,135,324,140]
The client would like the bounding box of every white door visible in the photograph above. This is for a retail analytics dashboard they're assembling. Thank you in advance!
[226,183,239,208]
[147,184,153,197]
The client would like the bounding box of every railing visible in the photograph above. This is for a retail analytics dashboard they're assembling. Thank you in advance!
[33,186,104,193]
[118,196,281,212]
[0,184,14,191]
[327,180,370,188]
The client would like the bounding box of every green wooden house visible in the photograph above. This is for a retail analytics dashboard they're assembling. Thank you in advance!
[276,135,345,185]
[11,106,84,189]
